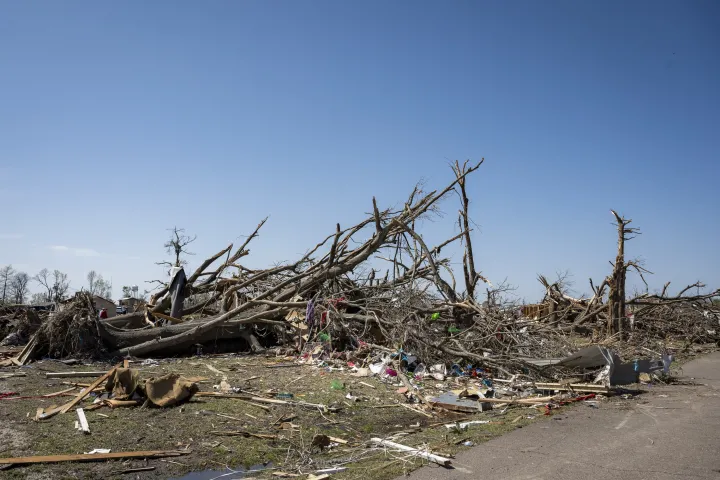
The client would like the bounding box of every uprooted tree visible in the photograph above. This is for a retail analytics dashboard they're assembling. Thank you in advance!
[98,160,495,358]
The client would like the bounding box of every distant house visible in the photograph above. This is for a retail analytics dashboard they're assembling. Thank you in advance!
[29,303,55,312]
[118,297,145,314]
[93,295,117,318]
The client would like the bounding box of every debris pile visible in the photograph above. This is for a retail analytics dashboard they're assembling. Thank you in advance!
[34,293,106,359]
[2,161,717,382]
[0,305,43,347]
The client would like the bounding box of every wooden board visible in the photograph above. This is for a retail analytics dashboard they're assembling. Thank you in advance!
[76,408,90,434]
[46,372,110,379]
[0,450,189,465]
[59,367,117,414]
[534,383,610,393]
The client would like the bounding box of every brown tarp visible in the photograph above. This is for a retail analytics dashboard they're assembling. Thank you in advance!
[106,368,140,398]
[143,373,198,407]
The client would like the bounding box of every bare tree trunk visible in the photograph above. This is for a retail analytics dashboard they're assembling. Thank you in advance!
[607,210,637,337]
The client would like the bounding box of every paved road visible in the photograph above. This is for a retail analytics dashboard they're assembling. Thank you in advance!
[400,351,720,480]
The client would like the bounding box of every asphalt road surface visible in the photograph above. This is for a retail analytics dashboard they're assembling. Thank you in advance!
[400,351,720,480]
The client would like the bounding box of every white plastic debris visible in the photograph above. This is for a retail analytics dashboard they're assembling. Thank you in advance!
[444,420,491,430]
[84,449,111,454]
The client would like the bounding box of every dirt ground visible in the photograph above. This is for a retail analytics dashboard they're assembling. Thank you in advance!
[0,353,579,480]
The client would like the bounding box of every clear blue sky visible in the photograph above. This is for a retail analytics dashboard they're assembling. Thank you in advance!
[1,0,718,301]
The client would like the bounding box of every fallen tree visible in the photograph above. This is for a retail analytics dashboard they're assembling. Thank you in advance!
[102,161,488,358]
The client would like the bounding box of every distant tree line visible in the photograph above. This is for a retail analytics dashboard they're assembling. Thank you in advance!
[0,265,117,305]
[0,265,33,305]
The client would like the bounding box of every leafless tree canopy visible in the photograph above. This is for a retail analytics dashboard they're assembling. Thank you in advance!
[9,272,30,304]
[157,227,197,270]
[0,265,16,305]
[87,270,112,299]
[34,269,53,303]
[51,270,70,302]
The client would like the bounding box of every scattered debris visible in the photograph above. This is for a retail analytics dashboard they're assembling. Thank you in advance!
[444,420,491,430]
[371,438,452,467]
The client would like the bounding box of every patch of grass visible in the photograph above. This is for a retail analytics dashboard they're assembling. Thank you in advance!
[0,356,555,479]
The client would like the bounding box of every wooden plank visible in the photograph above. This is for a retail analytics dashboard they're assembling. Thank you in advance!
[76,408,90,434]
[46,371,111,379]
[15,334,38,365]
[204,363,225,376]
[534,382,609,393]
[467,396,556,405]
[399,403,433,418]
[210,430,278,440]
[19,337,39,364]
[43,387,77,398]
[59,367,117,414]
[105,399,141,408]
[193,392,272,411]
[0,450,189,465]
[194,391,328,410]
